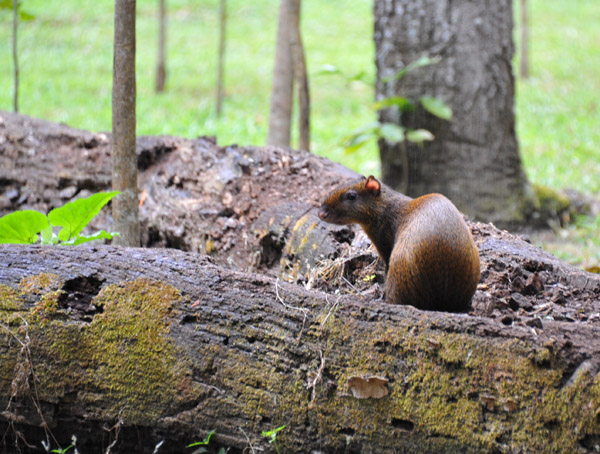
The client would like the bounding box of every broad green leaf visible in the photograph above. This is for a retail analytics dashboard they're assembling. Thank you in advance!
[61,230,119,246]
[383,55,441,82]
[0,0,35,20]
[372,96,415,112]
[63,230,119,246]
[379,123,405,144]
[403,55,441,73]
[344,132,375,153]
[352,121,381,137]
[48,191,119,242]
[19,9,34,20]
[406,129,435,143]
[0,210,49,244]
[348,70,369,83]
[262,425,286,443]
[420,96,453,120]
[40,226,58,245]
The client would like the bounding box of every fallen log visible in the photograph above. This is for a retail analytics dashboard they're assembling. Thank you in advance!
[1,245,599,454]
[1,112,600,453]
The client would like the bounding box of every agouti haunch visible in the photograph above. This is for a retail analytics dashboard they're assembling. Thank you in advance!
[318,175,480,312]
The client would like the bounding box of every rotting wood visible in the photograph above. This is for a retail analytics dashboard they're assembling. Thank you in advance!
[1,112,600,452]
[0,245,599,454]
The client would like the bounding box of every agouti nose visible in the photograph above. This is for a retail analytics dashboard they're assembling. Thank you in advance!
[318,208,329,220]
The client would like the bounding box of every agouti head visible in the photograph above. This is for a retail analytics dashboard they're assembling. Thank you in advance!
[318,175,382,225]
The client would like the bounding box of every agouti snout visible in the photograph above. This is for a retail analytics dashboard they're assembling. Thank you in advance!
[319,175,480,312]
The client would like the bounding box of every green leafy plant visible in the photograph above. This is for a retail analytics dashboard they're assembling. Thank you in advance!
[187,429,216,453]
[262,425,286,454]
[0,191,119,245]
[50,445,73,454]
[343,55,453,152]
[313,64,371,86]
[0,0,35,20]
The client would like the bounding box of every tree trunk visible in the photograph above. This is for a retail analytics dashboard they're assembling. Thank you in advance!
[1,244,599,454]
[11,0,19,113]
[112,0,140,246]
[520,0,529,79]
[267,0,294,147]
[289,0,310,151]
[216,0,227,116]
[374,0,536,227]
[155,0,167,92]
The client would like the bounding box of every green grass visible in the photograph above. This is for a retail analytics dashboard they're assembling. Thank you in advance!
[0,0,379,174]
[515,0,600,194]
[1,0,598,267]
[1,0,598,189]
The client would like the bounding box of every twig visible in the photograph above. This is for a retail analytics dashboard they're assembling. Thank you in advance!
[103,412,123,454]
[307,350,326,408]
[239,427,256,454]
[320,295,341,329]
[1,320,60,450]
[275,279,309,342]
[341,276,365,298]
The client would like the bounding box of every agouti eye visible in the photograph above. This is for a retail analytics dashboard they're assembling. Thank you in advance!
[346,191,358,201]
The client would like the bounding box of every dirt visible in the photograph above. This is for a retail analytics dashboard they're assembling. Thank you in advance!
[1,110,599,334]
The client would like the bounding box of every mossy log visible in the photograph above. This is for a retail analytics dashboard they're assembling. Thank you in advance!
[1,245,599,454]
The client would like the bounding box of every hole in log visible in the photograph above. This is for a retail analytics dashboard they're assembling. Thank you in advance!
[58,274,104,317]
[580,433,600,450]
[391,418,414,432]
[544,419,559,431]
[259,233,285,267]
[468,391,479,401]
[180,314,199,324]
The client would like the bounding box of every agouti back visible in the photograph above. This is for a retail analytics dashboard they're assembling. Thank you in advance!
[318,175,480,312]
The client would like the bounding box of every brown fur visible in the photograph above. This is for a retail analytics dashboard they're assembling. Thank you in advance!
[319,176,480,312]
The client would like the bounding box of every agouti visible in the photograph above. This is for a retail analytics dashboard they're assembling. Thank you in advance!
[318,175,480,312]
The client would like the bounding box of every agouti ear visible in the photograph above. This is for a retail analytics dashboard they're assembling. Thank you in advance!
[365,176,381,195]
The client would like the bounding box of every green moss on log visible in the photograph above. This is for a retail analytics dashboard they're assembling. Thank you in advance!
[10,278,198,424]
[303,315,599,453]
[19,273,62,296]
[0,284,24,313]
[2,272,598,453]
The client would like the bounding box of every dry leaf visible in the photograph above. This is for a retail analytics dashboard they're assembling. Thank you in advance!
[502,398,518,412]
[139,189,147,207]
[426,338,441,348]
[494,371,514,381]
[480,394,497,410]
[347,375,389,399]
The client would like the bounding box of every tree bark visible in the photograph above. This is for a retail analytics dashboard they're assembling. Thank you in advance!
[1,244,599,454]
[216,0,227,116]
[267,0,294,147]
[1,112,600,453]
[520,0,529,79]
[112,0,140,246]
[155,0,167,92]
[374,0,537,226]
[11,0,19,113]
[289,0,310,151]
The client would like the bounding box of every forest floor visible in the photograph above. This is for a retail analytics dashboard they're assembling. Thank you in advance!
[1,111,599,327]
[0,0,598,269]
